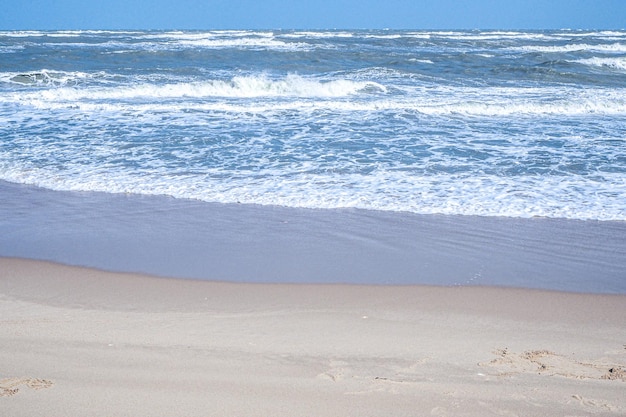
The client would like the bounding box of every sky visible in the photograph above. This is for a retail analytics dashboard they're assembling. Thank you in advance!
[2,0,625,30]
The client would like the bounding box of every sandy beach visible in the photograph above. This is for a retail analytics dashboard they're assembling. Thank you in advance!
[1,257,625,416]
[3,24,626,417]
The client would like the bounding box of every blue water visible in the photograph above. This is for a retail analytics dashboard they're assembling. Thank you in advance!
[1,29,626,220]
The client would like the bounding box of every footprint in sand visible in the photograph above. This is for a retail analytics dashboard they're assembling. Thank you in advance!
[569,394,622,413]
[478,348,626,381]
[0,377,53,397]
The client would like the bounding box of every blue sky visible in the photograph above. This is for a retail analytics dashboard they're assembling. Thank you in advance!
[2,0,625,30]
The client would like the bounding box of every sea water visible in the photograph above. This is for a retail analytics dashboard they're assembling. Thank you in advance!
[1,30,625,221]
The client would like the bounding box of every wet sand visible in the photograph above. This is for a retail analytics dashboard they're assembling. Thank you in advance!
[1,180,625,292]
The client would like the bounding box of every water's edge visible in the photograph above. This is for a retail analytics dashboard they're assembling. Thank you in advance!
[1,180,625,294]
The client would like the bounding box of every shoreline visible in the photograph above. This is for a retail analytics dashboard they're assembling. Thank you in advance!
[1,257,625,416]
[1,180,626,293]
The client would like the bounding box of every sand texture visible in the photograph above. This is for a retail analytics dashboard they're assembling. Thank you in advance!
[1,257,625,416]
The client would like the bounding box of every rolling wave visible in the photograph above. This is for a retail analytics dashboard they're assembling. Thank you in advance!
[1,74,387,102]
[3,75,623,117]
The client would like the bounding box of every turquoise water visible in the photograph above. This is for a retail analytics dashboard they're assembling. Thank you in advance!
[1,30,625,220]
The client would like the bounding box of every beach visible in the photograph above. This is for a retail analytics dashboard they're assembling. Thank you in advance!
[1,257,625,416]
[2,29,626,416]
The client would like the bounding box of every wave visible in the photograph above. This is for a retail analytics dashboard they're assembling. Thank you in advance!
[301,91,626,116]
[38,39,310,53]
[0,45,24,53]
[512,42,626,54]
[283,31,434,40]
[282,31,355,39]
[0,69,110,87]
[11,95,625,119]
[3,30,625,43]
[175,37,310,50]
[150,30,275,40]
[3,74,387,102]
[2,65,624,117]
[554,30,626,38]
[572,57,626,71]
[0,31,312,52]
[281,30,560,42]
[144,30,309,50]
[408,58,434,64]
[422,30,626,41]
[0,30,55,37]
[6,83,622,117]
[0,30,143,37]
[431,31,560,41]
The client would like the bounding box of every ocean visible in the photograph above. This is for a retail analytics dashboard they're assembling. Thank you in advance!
[1,30,625,292]
[1,29,625,220]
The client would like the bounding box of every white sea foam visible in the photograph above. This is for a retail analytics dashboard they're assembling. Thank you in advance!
[2,164,624,221]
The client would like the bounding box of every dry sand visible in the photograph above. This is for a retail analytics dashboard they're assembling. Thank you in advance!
[1,257,625,416]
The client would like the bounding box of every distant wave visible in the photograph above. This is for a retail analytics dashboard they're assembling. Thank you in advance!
[3,29,625,42]
[150,30,276,39]
[556,30,626,38]
[0,30,142,37]
[282,31,355,39]
[512,42,626,54]
[0,30,312,51]
[175,37,310,50]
